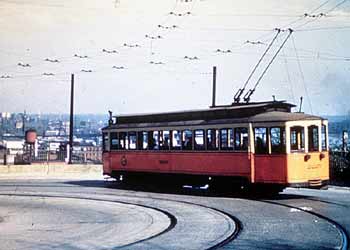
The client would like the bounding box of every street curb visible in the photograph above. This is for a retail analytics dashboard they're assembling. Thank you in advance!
[0,163,102,177]
[328,185,350,191]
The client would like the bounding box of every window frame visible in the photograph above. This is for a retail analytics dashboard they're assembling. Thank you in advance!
[110,132,119,150]
[220,128,233,150]
[194,129,205,150]
[102,132,109,152]
[171,130,182,150]
[290,126,305,152]
[321,124,327,151]
[254,127,269,154]
[128,132,137,150]
[206,129,219,151]
[159,130,170,150]
[270,127,286,154]
[119,132,127,150]
[308,125,319,152]
[234,127,248,151]
[182,129,193,151]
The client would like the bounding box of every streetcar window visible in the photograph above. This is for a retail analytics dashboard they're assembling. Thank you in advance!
[148,131,156,150]
[171,130,181,150]
[141,132,148,150]
[308,125,319,152]
[194,130,205,150]
[290,126,305,152]
[254,127,268,154]
[270,127,286,154]
[207,129,219,150]
[234,127,248,151]
[128,132,137,150]
[160,130,170,150]
[137,132,144,150]
[220,129,228,149]
[182,130,193,150]
[321,125,327,151]
[102,132,109,151]
[228,129,234,149]
[110,132,119,150]
[151,131,159,150]
[119,132,127,150]
[220,128,233,150]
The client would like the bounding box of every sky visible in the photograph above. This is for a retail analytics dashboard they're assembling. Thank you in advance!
[0,0,350,115]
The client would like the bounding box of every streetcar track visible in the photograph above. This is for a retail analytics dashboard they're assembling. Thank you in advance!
[116,192,242,250]
[5,181,346,249]
[0,191,240,249]
[88,191,242,250]
[1,181,349,250]
[98,186,347,250]
[299,196,350,209]
[0,193,177,249]
[255,199,349,250]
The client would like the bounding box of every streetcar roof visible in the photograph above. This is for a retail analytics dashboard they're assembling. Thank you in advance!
[108,101,295,125]
[103,101,326,130]
[248,111,324,123]
[103,110,324,130]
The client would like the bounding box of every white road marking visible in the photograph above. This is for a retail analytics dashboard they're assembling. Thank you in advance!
[290,207,313,212]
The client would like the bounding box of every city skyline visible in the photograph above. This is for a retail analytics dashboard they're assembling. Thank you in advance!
[1,0,350,115]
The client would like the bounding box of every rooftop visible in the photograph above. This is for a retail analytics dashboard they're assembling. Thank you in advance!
[108,101,296,126]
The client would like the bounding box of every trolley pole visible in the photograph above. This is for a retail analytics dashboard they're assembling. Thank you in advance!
[212,66,217,107]
[68,74,74,164]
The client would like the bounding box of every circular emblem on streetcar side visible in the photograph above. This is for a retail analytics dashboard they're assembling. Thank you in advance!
[120,156,127,166]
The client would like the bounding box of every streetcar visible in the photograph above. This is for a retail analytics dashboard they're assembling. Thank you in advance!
[102,100,329,192]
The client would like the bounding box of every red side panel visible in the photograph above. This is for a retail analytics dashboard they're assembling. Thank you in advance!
[254,155,287,184]
[102,152,111,175]
[108,151,251,177]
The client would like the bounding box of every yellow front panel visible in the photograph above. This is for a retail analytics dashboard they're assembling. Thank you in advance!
[287,152,329,184]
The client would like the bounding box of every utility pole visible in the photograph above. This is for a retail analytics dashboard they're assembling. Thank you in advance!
[22,110,26,135]
[68,74,74,164]
[211,66,217,107]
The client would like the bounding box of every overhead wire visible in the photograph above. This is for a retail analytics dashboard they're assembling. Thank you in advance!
[297,25,350,31]
[233,28,281,103]
[281,40,296,104]
[294,0,349,30]
[291,34,313,114]
[243,29,294,103]
[326,0,349,13]
[1,0,349,102]
[0,0,185,79]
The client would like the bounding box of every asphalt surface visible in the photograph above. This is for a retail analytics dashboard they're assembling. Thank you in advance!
[0,178,349,250]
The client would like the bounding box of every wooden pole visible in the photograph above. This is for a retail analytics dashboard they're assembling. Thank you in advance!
[212,66,216,107]
[68,74,74,164]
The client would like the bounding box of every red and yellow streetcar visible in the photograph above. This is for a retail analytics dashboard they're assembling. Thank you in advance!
[102,100,329,191]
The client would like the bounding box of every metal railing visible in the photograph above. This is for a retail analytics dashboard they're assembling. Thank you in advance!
[1,148,102,165]
[330,150,350,185]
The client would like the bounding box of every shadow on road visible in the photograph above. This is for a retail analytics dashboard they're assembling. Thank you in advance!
[64,179,309,201]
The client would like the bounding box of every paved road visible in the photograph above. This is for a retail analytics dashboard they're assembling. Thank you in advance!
[0,179,349,250]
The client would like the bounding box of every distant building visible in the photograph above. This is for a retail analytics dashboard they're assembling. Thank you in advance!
[44,130,60,136]
[1,112,11,119]
[1,138,24,155]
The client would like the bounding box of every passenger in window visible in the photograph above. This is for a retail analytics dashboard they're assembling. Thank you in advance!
[242,137,248,150]
[207,129,218,150]
[162,138,169,150]
[184,136,192,150]
[149,137,156,150]
[171,131,181,150]
[256,137,264,153]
